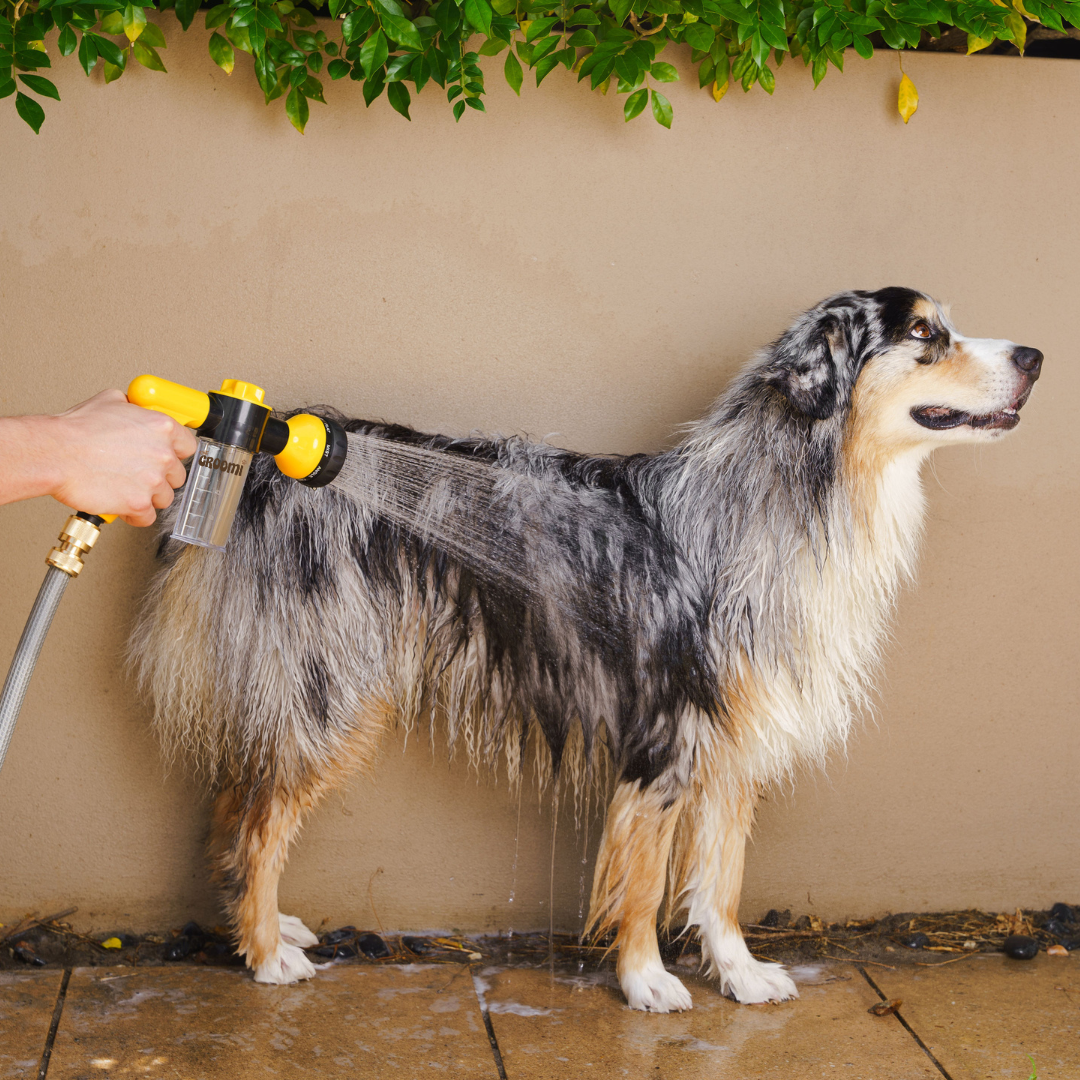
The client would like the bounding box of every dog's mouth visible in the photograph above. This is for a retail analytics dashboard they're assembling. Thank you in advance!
[911,387,1032,432]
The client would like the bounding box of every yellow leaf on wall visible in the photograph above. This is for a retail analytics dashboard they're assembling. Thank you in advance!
[967,34,993,53]
[712,79,728,102]
[1006,10,1026,53]
[101,937,122,949]
[898,72,918,123]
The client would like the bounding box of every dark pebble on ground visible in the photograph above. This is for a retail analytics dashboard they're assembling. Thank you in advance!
[760,909,791,928]
[1049,903,1076,924]
[902,933,930,949]
[402,936,433,955]
[314,943,357,959]
[1043,919,1071,939]
[324,927,357,946]
[12,943,45,966]
[358,933,391,959]
[1003,935,1039,960]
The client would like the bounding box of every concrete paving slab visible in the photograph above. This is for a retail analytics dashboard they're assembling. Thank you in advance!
[477,961,940,1079]
[48,962,498,1078]
[0,970,62,1079]
[873,953,1080,1080]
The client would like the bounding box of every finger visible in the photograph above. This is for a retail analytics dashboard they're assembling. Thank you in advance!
[171,421,198,459]
[164,456,189,491]
[123,505,158,528]
[151,481,175,511]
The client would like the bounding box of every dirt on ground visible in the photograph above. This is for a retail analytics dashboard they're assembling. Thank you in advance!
[2,903,1077,975]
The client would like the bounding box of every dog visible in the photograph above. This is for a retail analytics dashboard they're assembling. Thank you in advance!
[129,287,1041,1012]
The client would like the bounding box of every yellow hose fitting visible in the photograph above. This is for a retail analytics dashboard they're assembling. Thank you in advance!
[46,515,102,577]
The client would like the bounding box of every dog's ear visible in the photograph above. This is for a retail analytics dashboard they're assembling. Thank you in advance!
[764,311,845,421]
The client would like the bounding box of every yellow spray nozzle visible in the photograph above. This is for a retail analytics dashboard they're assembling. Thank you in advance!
[127,375,212,429]
[275,413,328,479]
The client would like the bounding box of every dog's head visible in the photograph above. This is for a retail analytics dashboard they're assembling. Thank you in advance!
[763,287,1042,447]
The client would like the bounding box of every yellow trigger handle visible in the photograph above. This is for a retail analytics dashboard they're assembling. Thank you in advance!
[127,374,212,429]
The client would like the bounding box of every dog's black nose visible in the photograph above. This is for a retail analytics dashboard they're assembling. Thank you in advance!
[1012,346,1043,379]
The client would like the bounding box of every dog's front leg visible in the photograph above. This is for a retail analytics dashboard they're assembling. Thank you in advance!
[678,783,798,1004]
[209,773,319,985]
[587,780,691,1013]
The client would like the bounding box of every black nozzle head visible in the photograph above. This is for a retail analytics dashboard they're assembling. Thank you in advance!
[299,418,348,488]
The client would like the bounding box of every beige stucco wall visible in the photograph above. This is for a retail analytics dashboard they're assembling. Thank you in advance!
[1,31,1077,937]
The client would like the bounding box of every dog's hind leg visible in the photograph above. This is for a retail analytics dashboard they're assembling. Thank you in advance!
[209,766,322,986]
[587,779,691,1013]
[671,775,798,1005]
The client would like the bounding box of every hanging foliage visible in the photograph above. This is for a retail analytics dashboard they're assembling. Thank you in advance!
[3,0,1078,134]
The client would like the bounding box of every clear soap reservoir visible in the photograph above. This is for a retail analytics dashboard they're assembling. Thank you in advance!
[171,437,254,550]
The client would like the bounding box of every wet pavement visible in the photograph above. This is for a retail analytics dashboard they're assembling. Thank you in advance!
[1,954,1076,1079]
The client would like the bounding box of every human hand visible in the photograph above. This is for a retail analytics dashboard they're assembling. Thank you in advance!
[0,390,198,527]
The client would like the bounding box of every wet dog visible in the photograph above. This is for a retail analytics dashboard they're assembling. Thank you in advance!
[130,287,1041,1011]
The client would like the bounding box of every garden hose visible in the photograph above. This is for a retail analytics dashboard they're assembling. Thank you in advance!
[0,376,347,780]
[0,513,106,773]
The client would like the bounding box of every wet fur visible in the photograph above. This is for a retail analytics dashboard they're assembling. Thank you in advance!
[129,287,1040,1009]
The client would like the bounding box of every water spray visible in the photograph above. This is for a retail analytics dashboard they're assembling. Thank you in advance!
[0,375,348,775]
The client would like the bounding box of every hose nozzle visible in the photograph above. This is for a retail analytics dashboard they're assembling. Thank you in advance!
[46,513,104,577]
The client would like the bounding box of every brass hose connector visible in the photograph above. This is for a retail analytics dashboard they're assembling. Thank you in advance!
[46,514,102,577]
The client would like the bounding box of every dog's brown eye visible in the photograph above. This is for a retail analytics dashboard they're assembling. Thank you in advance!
[910,321,932,340]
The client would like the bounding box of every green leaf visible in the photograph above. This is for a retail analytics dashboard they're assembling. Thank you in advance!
[387,78,410,117]
[99,10,124,33]
[342,8,374,42]
[535,52,560,83]
[18,72,60,98]
[0,78,15,99]
[209,30,234,72]
[650,60,678,82]
[77,33,98,74]
[57,24,77,55]
[133,39,166,70]
[226,23,252,52]
[465,95,484,110]
[174,0,200,29]
[103,58,124,81]
[254,48,277,93]
[524,15,557,40]
[285,85,308,131]
[327,56,350,78]
[90,33,126,67]
[328,0,349,16]
[463,0,493,36]
[363,68,385,104]
[610,0,632,24]
[359,29,388,77]
[385,52,413,80]
[479,36,507,54]
[301,74,324,100]
[139,22,166,47]
[381,13,423,51]
[566,28,596,46]
[15,89,44,132]
[650,86,671,127]
[684,22,714,51]
[205,4,230,28]
[452,97,464,120]
[504,47,522,93]
[15,49,51,69]
[122,3,146,41]
[758,61,774,93]
[623,85,646,120]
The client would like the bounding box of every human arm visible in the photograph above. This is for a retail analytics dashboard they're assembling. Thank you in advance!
[0,389,198,527]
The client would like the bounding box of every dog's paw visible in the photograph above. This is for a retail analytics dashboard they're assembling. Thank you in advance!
[278,913,319,948]
[253,942,317,985]
[620,962,693,1013]
[720,956,799,1005]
